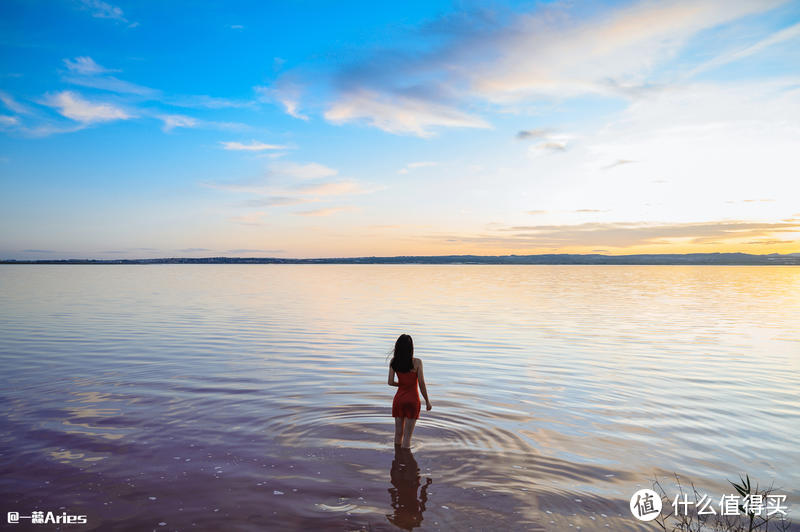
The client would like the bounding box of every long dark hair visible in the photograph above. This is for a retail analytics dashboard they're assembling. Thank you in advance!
[389,334,414,373]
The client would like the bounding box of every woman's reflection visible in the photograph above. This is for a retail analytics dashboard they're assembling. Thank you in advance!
[386,444,432,530]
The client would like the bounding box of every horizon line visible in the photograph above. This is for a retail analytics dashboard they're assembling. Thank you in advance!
[3,251,800,265]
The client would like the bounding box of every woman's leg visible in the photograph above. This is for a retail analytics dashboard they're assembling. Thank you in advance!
[401,417,417,448]
[394,417,404,445]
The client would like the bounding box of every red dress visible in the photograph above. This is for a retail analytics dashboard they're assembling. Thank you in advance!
[392,369,421,419]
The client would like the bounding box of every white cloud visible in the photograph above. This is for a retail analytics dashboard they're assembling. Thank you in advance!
[160,114,197,131]
[201,161,377,204]
[44,91,131,124]
[229,211,267,225]
[293,180,361,196]
[165,94,249,109]
[295,206,355,217]
[255,83,307,120]
[80,0,131,24]
[509,79,800,225]
[205,178,364,197]
[60,57,159,97]
[270,161,338,180]
[437,219,800,249]
[280,0,784,136]
[688,20,800,77]
[398,161,437,174]
[467,0,783,102]
[518,130,574,155]
[61,58,246,108]
[239,196,312,207]
[63,56,117,75]
[408,161,437,169]
[0,91,33,115]
[324,88,489,137]
[220,141,288,151]
[63,74,156,96]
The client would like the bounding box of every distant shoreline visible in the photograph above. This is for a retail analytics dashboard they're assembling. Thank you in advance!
[2,252,799,265]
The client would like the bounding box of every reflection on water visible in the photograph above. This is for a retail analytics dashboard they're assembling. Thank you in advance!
[0,264,799,530]
[387,445,432,530]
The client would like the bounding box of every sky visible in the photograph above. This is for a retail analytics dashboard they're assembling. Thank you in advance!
[1,0,799,259]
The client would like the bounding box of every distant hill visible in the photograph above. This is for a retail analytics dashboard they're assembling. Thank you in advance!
[3,253,800,265]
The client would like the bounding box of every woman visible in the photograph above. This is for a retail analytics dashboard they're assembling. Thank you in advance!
[388,334,432,448]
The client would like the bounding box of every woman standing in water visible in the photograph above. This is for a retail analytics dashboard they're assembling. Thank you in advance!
[388,334,432,448]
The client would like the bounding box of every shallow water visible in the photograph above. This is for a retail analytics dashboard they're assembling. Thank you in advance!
[1,264,798,531]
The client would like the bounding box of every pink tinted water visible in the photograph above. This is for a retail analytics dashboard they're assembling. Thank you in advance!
[1,265,798,530]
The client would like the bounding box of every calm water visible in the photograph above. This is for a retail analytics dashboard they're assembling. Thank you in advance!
[1,265,798,531]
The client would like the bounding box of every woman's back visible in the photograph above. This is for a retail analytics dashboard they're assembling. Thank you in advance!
[392,364,421,420]
[396,368,418,388]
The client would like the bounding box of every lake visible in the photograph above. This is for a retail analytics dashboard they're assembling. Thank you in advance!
[1,265,798,530]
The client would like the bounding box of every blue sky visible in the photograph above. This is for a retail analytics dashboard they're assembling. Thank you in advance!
[1,0,799,259]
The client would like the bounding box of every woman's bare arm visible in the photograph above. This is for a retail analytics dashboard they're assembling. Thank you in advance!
[388,366,398,387]
[417,359,432,410]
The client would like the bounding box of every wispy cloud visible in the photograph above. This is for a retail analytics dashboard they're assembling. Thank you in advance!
[464,1,779,102]
[270,161,338,180]
[164,94,252,109]
[79,0,137,26]
[295,206,355,217]
[602,159,635,170]
[202,161,368,197]
[60,56,159,101]
[210,177,369,198]
[63,56,118,75]
[0,91,34,115]
[43,91,131,124]
[532,140,569,154]
[689,20,800,77]
[519,129,573,155]
[63,73,156,96]
[229,211,267,226]
[269,0,783,136]
[726,199,775,204]
[159,114,197,131]
[238,196,312,207]
[744,239,795,245]
[408,161,437,169]
[227,248,284,254]
[398,161,437,174]
[255,82,308,120]
[293,180,362,196]
[202,159,379,225]
[220,141,288,151]
[516,129,552,140]
[436,219,800,249]
[323,88,488,137]
[60,57,249,114]
[159,114,248,132]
